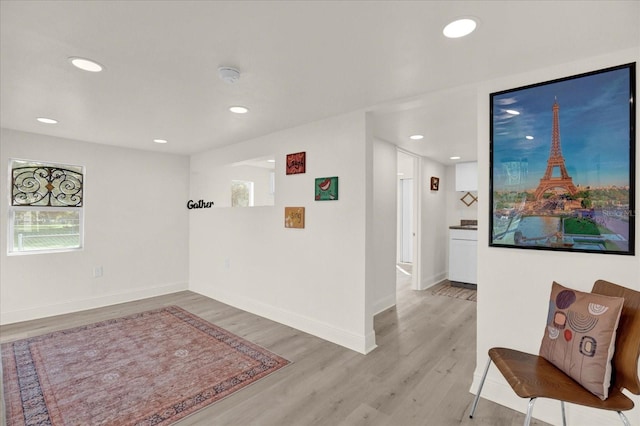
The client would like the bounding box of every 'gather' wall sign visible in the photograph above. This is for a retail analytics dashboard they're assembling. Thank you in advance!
[187,199,214,209]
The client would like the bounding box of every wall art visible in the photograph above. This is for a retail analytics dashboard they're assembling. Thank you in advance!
[490,63,635,255]
[286,152,306,175]
[186,199,214,209]
[430,176,440,191]
[461,192,477,207]
[315,177,338,201]
[284,207,305,228]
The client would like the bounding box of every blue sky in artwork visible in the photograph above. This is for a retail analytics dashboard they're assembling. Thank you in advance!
[492,66,632,190]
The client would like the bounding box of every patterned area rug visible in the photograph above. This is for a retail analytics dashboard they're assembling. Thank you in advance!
[430,281,477,302]
[1,306,290,425]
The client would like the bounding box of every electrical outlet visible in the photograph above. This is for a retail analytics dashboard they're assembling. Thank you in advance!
[93,266,103,278]
[224,258,230,269]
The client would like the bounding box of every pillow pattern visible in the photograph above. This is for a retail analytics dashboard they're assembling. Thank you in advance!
[539,281,624,400]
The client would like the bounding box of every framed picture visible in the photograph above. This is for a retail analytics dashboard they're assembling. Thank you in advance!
[490,63,635,255]
[430,176,440,191]
[315,177,338,201]
[286,152,306,175]
[284,207,305,228]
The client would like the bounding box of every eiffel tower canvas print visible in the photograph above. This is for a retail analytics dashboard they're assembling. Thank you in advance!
[490,63,635,255]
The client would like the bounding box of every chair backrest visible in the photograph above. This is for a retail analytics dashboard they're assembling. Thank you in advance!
[592,279,640,395]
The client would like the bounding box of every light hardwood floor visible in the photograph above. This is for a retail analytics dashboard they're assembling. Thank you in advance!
[0,273,551,426]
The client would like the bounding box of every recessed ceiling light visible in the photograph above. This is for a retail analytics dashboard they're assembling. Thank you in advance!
[443,18,477,38]
[526,135,534,140]
[450,156,461,160]
[36,117,58,124]
[409,134,424,140]
[153,139,168,144]
[68,57,104,72]
[267,159,276,163]
[229,106,249,114]
[506,109,520,115]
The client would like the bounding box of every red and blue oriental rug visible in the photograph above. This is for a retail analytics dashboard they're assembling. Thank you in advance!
[1,306,290,425]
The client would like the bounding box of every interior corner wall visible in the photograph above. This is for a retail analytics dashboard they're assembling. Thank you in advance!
[188,111,376,354]
[0,128,190,324]
[418,156,448,289]
[473,48,640,426]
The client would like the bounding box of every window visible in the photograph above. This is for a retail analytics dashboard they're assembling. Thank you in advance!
[8,159,84,254]
[231,180,254,207]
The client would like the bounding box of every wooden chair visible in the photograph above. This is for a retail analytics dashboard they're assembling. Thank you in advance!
[469,279,640,426]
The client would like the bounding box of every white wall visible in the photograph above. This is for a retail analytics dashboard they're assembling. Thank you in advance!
[472,49,640,425]
[0,128,190,324]
[371,137,397,314]
[419,156,448,289]
[189,111,380,354]
[204,163,274,208]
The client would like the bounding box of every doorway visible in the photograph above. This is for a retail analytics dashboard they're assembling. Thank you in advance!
[397,150,420,290]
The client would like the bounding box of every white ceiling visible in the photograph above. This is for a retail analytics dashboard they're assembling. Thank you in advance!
[1,1,638,165]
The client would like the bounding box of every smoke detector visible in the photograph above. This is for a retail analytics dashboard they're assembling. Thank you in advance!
[218,66,240,84]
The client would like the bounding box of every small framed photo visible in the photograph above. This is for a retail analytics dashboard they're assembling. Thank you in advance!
[286,152,306,175]
[430,177,440,191]
[285,207,305,228]
[315,177,338,201]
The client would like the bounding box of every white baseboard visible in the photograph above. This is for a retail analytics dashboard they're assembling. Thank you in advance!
[419,271,447,290]
[193,285,376,354]
[373,293,396,315]
[363,330,378,354]
[469,369,635,426]
[0,282,188,325]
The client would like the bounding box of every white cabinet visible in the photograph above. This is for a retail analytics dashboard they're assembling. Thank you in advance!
[455,162,478,192]
[449,229,477,284]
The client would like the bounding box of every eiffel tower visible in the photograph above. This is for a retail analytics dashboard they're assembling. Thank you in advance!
[534,98,578,200]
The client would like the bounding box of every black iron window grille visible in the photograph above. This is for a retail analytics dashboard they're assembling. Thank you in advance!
[12,166,83,207]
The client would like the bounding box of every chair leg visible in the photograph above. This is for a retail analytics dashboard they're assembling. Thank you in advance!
[524,398,537,426]
[469,357,492,419]
[618,411,631,426]
[560,401,566,426]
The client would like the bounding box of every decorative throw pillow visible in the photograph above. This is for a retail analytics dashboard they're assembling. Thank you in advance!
[539,281,624,400]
